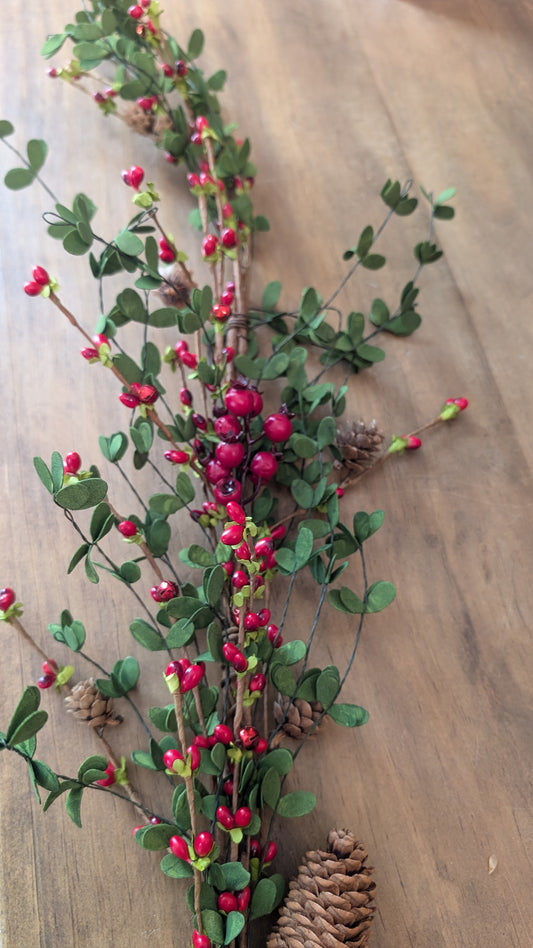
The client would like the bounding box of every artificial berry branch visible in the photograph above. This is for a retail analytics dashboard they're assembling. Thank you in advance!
[0,5,470,947]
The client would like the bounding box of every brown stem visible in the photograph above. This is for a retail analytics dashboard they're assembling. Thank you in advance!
[192,687,207,737]
[339,415,445,490]
[8,616,50,664]
[173,689,203,932]
[48,292,131,388]
[97,731,145,821]
[105,501,165,581]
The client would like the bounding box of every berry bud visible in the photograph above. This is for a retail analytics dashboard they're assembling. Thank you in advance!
[234,806,252,828]
[216,806,234,830]
[119,392,140,408]
[81,347,99,361]
[213,723,233,745]
[192,932,211,948]
[118,520,138,538]
[218,892,238,914]
[263,840,277,863]
[405,435,422,450]
[195,116,209,133]
[180,387,193,406]
[151,581,179,602]
[237,887,250,912]
[249,673,266,693]
[169,835,190,861]
[221,227,237,248]
[202,234,219,257]
[63,451,82,475]
[221,523,245,546]
[32,266,50,286]
[128,4,144,18]
[0,588,16,610]
[24,281,42,296]
[193,831,214,857]
[164,450,189,464]
[37,673,56,689]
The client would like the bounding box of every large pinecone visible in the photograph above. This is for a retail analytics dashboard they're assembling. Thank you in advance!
[65,679,122,729]
[267,829,376,948]
[273,695,324,740]
[335,420,384,475]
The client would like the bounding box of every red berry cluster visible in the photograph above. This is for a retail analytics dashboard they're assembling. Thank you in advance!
[96,761,116,787]
[24,266,51,296]
[121,165,144,190]
[151,581,179,602]
[119,381,158,409]
[165,658,205,693]
[63,451,82,476]
[37,659,59,690]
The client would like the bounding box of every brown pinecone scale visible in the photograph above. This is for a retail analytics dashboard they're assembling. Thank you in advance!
[267,829,376,948]
[335,420,384,475]
[65,679,122,729]
[273,695,324,740]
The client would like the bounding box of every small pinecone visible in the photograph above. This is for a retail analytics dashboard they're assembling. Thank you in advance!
[335,420,384,475]
[123,103,156,136]
[154,263,194,310]
[65,679,122,729]
[273,694,323,740]
[267,829,376,948]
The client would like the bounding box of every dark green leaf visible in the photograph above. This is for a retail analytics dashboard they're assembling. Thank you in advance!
[6,687,41,743]
[250,877,278,919]
[270,664,296,697]
[262,352,289,380]
[225,911,245,944]
[160,852,194,878]
[115,231,144,256]
[166,618,195,649]
[202,910,224,944]
[50,451,64,493]
[115,656,140,692]
[356,225,373,259]
[366,580,396,613]
[67,542,90,575]
[62,230,91,255]
[4,168,35,190]
[316,666,341,708]
[291,479,314,509]
[129,618,166,651]
[134,823,175,850]
[207,69,227,91]
[65,787,84,828]
[90,502,114,542]
[289,433,316,458]
[276,790,316,818]
[205,565,225,607]
[370,298,389,327]
[7,711,48,748]
[261,767,281,809]
[26,139,47,174]
[0,120,14,138]
[220,862,251,891]
[187,28,204,58]
[54,478,108,510]
[84,554,99,584]
[33,456,53,494]
[361,253,386,270]
[207,622,224,663]
[328,703,369,727]
[31,759,60,792]
[317,416,337,450]
[275,640,306,666]
[148,307,178,327]
[262,280,282,310]
[356,342,385,363]
[149,493,184,516]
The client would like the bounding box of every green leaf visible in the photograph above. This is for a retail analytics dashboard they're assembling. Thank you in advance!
[370,298,389,327]
[270,664,296,697]
[187,28,205,58]
[67,542,90,575]
[291,479,314,509]
[207,69,227,91]
[328,587,364,615]
[414,241,443,265]
[129,619,166,651]
[220,862,251,890]
[114,352,142,383]
[114,656,140,693]
[316,416,337,450]
[6,687,41,744]
[0,120,14,138]
[262,352,289,380]
[275,640,306,666]
[316,666,341,708]
[90,503,114,542]
[433,204,455,220]
[160,852,194,878]
[50,451,64,493]
[250,877,278,920]
[366,580,396,613]
[328,703,369,727]
[4,168,35,190]
[84,554,99,584]
[7,711,48,748]
[205,565,225,608]
[259,748,294,776]
[201,910,224,945]
[166,618,195,649]
[72,41,105,66]
[261,767,281,810]
[26,139,47,174]
[119,561,141,586]
[356,342,385,363]
[289,433,316,459]
[148,307,178,327]
[117,288,145,322]
[276,790,316,819]
[134,823,175,850]
[145,519,171,557]
[149,493,183,516]
[41,32,68,57]
[65,787,84,828]
[262,280,282,309]
[33,456,53,494]
[253,215,270,231]
[31,759,60,792]
[63,230,91,255]
[356,225,373,259]
[361,253,386,270]
[295,527,314,568]
[54,478,108,510]
[435,186,456,205]
[131,749,160,771]
[225,911,245,944]
[180,544,216,568]
[115,231,144,256]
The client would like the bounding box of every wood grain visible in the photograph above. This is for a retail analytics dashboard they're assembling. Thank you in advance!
[1,2,532,946]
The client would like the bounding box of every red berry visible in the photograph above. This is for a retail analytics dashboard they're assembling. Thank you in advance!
[181,664,204,692]
[226,501,246,524]
[190,131,202,146]
[239,726,260,750]
[205,459,230,485]
[213,478,242,505]
[151,581,179,602]
[222,202,233,218]
[221,523,245,546]
[137,96,154,111]
[223,778,234,796]
[169,835,190,861]
[193,831,213,857]
[220,290,234,305]
[250,390,263,417]
[454,397,469,411]
[255,737,268,754]
[24,281,42,296]
[216,806,235,830]
[161,63,174,77]
[192,412,207,432]
[126,165,144,190]
[180,387,193,406]
[222,642,240,663]
[181,351,198,369]
[187,173,201,188]
[96,761,116,787]
[164,450,188,464]
[192,932,211,948]
[37,674,56,690]
[257,608,271,626]
[127,4,143,18]
[263,840,277,863]
[224,387,254,417]
[336,487,345,497]
[214,414,242,442]
[163,748,184,770]
[237,887,250,911]
[165,660,183,679]
[218,892,238,914]
[199,172,214,188]
[120,392,140,408]
[250,839,261,859]
[32,266,50,286]
[254,537,273,557]
[232,652,248,674]
[42,659,58,676]
[211,304,231,322]
[221,227,237,249]
[81,347,99,360]
[175,339,188,356]
[137,384,158,404]
[405,435,422,450]
[235,541,251,561]
[93,91,106,103]
[175,60,187,77]
[202,234,218,257]
[249,673,266,693]
[231,569,248,589]
[213,723,233,745]
[215,441,245,468]
[234,806,252,828]
[244,612,259,632]
[93,333,110,349]
[267,624,282,647]
[263,412,292,443]
[249,451,278,482]
[195,116,209,133]
[186,744,201,771]
[221,561,234,577]
[0,586,15,612]
[150,816,161,824]
[159,248,175,263]
[118,520,137,538]
[63,451,81,475]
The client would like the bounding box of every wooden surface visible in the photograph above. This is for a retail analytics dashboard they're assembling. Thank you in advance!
[1,1,532,946]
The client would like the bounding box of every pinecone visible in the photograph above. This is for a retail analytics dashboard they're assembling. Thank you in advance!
[273,695,324,740]
[65,679,122,729]
[154,263,194,310]
[335,420,384,475]
[267,829,376,948]
[123,102,156,136]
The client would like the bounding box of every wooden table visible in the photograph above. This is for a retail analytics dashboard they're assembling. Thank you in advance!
[1,2,531,945]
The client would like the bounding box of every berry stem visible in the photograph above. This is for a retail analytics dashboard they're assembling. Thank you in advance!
[152,209,195,284]
[7,615,50,664]
[173,689,203,930]
[96,731,146,822]
[338,413,445,490]
[105,500,166,582]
